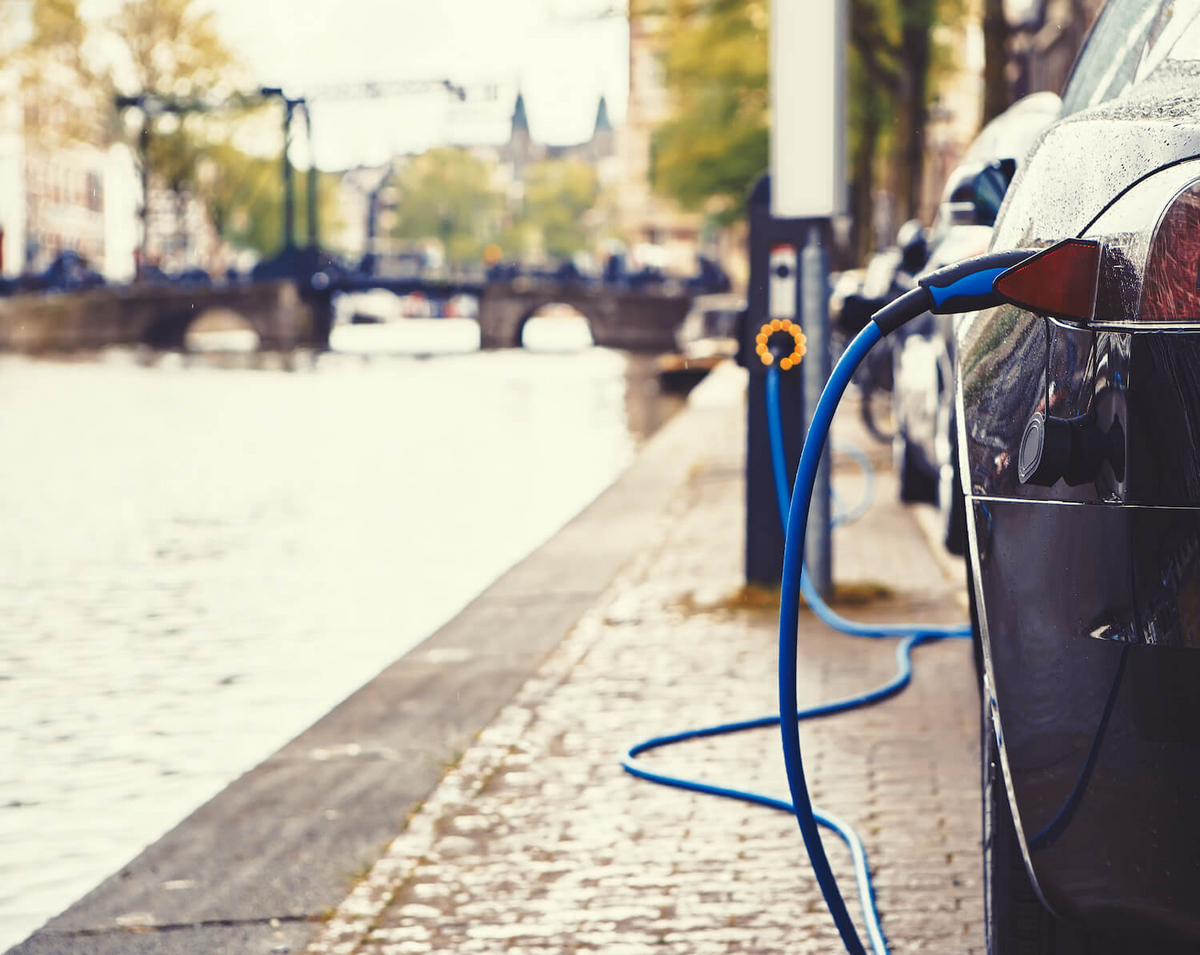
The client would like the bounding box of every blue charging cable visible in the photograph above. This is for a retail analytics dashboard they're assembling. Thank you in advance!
[622,341,969,954]
[623,251,1036,954]
[623,317,974,955]
[774,323,973,955]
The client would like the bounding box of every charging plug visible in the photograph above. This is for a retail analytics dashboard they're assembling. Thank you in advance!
[870,248,1041,337]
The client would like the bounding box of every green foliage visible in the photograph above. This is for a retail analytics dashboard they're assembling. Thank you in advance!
[197,141,282,255]
[189,139,341,257]
[383,150,605,264]
[389,147,502,265]
[110,0,234,95]
[519,159,601,259]
[31,0,87,62]
[649,0,768,225]
[107,0,241,263]
[0,0,86,72]
[646,0,971,254]
[0,0,95,146]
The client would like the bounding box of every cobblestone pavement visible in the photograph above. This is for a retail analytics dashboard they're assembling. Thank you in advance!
[304,392,984,955]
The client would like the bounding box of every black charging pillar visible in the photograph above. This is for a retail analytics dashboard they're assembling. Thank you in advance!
[742,174,809,586]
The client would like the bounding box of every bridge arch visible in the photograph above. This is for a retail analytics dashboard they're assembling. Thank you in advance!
[476,281,689,352]
[515,301,598,351]
[135,281,309,351]
[182,307,262,352]
[142,303,266,351]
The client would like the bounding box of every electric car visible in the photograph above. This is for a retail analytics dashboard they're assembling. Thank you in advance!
[892,92,1061,555]
[958,0,1200,949]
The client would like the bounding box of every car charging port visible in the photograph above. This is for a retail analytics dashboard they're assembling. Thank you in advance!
[1018,411,1124,486]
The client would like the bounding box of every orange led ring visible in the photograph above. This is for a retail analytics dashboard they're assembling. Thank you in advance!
[755,319,807,370]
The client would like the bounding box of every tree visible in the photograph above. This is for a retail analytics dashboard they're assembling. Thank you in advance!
[982,0,1010,124]
[892,0,938,223]
[108,0,237,273]
[649,0,768,225]
[110,0,233,97]
[517,159,601,260]
[646,0,968,261]
[0,0,94,146]
[389,147,501,265]
[0,0,87,78]
[198,141,342,258]
[848,0,902,260]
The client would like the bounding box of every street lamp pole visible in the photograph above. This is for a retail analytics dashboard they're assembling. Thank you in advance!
[260,87,306,252]
[303,102,318,248]
[282,97,295,250]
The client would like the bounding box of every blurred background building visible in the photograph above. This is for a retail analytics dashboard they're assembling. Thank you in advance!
[618,8,706,277]
[0,0,1113,288]
[0,61,112,276]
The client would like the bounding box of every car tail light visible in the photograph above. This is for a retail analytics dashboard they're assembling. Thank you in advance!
[1139,181,1200,323]
[1080,168,1200,327]
[994,239,1101,322]
[990,171,1200,327]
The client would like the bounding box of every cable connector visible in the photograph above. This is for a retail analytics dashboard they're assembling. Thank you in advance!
[871,248,1039,336]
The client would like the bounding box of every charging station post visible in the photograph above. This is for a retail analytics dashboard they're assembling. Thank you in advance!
[761,0,845,598]
[800,224,834,597]
[742,177,807,587]
[740,0,844,591]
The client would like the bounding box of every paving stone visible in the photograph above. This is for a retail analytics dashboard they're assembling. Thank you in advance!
[302,391,984,955]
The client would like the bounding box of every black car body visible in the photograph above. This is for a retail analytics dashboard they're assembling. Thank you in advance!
[960,0,1200,948]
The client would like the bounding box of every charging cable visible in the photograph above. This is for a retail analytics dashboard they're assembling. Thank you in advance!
[624,252,1034,955]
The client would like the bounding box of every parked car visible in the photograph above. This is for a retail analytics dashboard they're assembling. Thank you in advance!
[959,0,1200,949]
[891,92,1061,554]
[832,226,929,444]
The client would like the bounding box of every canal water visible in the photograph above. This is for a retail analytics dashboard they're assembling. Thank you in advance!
[0,318,688,950]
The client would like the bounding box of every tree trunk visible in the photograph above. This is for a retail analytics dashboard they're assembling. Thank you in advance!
[896,20,931,224]
[983,0,1010,124]
[138,123,150,281]
[851,103,882,264]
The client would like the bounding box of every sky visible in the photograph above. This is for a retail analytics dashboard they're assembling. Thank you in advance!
[202,0,628,169]
[77,0,629,169]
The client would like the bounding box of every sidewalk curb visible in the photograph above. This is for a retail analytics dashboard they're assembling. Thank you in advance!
[10,362,748,955]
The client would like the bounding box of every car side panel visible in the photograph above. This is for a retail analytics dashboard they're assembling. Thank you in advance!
[959,102,1200,938]
[971,495,1200,941]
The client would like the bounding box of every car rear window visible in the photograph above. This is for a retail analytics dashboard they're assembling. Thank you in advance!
[1061,0,1200,115]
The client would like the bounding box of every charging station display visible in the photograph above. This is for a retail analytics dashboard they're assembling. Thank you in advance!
[769,245,797,319]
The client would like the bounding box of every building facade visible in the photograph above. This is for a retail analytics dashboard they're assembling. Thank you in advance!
[617,10,704,276]
[0,61,111,277]
[497,92,617,184]
[140,179,228,276]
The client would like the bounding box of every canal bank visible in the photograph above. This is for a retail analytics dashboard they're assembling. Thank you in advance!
[11,359,982,954]
[0,332,683,951]
[6,357,741,955]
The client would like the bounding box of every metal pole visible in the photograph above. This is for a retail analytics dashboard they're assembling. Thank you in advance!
[139,121,150,280]
[282,100,295,249]
[801,222,833,598]
[303,102,318,248]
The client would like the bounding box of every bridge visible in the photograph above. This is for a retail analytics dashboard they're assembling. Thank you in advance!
[476,280,692,350]
[0,276,699,355]
[0,281,311,353]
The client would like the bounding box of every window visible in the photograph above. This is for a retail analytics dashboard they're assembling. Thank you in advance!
[1061,0,1200,115]
[86,172,102,213]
